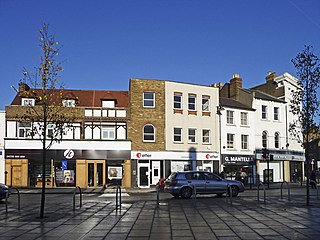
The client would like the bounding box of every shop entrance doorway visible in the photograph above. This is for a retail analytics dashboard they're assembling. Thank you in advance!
[138,161,150,188]
[76,160,106,188]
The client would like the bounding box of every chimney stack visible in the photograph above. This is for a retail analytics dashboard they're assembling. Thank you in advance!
[229,74,242,99]
[266,72,277,82]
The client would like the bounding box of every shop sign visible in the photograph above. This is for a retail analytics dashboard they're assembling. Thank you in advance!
[64,149,74,159]
[222,154,255,165]
[131,151,219,160]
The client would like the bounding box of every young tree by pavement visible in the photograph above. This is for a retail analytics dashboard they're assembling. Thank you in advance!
[289,45,320,206]
[18,23,77,218]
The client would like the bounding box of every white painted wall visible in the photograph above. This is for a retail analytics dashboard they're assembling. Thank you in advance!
[220,107,255,156]
[165,81,220,153]
[253,98,287,150]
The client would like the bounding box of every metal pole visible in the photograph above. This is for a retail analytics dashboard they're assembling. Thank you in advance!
[267,158,270,189]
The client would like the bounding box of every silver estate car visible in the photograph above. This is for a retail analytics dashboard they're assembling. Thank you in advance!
[164,171,245,198]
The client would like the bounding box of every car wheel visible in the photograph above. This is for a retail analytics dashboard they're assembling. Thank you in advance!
[180,187,193,199]
[231,186,239,197]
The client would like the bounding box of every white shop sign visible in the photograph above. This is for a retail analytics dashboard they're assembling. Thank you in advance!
[131,151,219,161]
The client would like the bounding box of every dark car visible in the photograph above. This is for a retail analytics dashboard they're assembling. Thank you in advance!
[164,171,245,198]
[0,183,11,200]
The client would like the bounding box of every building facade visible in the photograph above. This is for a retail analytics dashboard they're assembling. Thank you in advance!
[5,84,131,188]
[128,78,220,188]
[220,73,304,183]
[219,97,256,183]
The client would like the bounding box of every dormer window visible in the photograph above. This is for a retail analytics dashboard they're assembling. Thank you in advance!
[63,99,76,107]
[21,98,35,106]
[102,100,115,108]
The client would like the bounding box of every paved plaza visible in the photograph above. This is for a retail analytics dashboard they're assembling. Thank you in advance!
[1,187,320,240]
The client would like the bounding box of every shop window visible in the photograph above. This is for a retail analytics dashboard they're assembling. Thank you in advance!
[241,134,248,150]
[174,127,182,142]
[188,128,196,143]
[143,92,155,108]
[143,124,155,142]
[227,110,234,124]
[241,112,248,125]
[262,131,268,148]
[202,129,210,144]
[227,133,234,149]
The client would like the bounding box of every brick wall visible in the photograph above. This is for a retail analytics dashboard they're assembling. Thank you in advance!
[128,79,166,151]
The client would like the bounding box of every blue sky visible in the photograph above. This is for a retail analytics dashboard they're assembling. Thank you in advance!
[1,0,319,109]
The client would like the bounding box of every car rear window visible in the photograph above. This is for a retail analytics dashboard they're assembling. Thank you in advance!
[168,172,177,180]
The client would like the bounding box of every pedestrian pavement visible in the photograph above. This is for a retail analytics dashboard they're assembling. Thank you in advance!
[1,186,320,240]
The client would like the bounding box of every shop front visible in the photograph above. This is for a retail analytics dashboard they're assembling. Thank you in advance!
[256,149,305,183]
[5,148,131,189]
[131,151,219,188]
[221,154,256,184]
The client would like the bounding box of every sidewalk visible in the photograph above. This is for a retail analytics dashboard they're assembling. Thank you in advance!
[1,189,320,239]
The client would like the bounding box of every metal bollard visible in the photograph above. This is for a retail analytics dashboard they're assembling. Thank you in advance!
[156,186,160,207]
[257,182,266,204]
[225,184,233,205]
[73,186,82,211]
[116,185,122,210]
[280,181,291,201]
[5,190,9,214]
[191,184,197,201]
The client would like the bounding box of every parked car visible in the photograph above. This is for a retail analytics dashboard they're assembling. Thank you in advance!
[164,171,244,198]
[0,183,11,200]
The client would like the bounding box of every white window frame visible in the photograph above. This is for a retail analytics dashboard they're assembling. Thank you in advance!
[102,100,115,108]
[262,131,268,148]
[143,124,155,142]
[143,92,155,108]
[21,98,35,106]
[202,96,210,112]
[102,127,116,140]
[226,110,234,124]
[173,127,182,142]
[227,133,235,149]
[62,99,76,107]
[174,93,182,109]
[274,107,279,121]
[18,122,32,138]
[262,105,267,119]
[202,129,210,144]
[188,95,196,111]
[274,132,280,149]
[241,112,248,126]
[241,134,248,150]
[188,128,196,143]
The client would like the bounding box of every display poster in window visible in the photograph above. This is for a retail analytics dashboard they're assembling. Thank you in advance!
[108,166,122,179]
[55,170,75,184]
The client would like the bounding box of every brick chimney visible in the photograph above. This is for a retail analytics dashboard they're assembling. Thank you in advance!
[266,72,278,82]
[229,74,242,99]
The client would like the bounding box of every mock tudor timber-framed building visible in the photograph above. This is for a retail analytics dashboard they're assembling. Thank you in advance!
[4,83,131,189]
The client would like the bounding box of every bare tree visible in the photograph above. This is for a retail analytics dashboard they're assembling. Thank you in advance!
[289,45,320,206]
[19,23,77,218]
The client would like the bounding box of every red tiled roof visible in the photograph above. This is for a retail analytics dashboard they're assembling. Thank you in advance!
[11,88,129,108]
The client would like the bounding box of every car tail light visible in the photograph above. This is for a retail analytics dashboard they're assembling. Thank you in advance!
[170,179,178,186]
